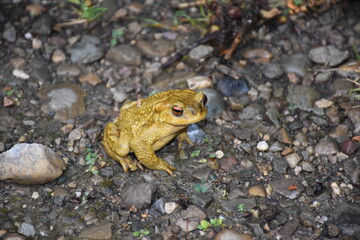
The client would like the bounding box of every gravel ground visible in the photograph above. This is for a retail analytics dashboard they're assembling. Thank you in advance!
[0,0,360,239]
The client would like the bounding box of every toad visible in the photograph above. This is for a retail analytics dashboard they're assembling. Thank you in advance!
[102,89,207,176]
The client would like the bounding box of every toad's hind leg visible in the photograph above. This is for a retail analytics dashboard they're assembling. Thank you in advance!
[102,122,138,172]
[130,137,176,176]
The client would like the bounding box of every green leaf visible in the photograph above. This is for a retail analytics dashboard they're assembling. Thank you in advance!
[191,150,201,157]
[110,38,117,46]
[133,232,140,237]
[112,29,124,38]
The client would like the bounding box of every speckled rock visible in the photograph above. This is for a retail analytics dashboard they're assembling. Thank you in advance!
[106,45,142,66]
[176,205,207,232]
[314,139,339,155]
[77,222,113,240]
[282,53,309,77]
[309,45,349,67]
[136,39,175,58]
[286,85,320,111]
[70,42,104,64]
[270,178,304,200]
[0,143,66,184]
[39,83,86,122]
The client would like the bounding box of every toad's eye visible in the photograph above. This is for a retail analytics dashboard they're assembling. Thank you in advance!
[172,106,184,117]
[201,94,207,105]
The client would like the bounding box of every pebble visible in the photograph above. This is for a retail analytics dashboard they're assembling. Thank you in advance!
[282,53,309,77]
[262,63,284,79]
[327,224,339,237]
[200,88,226,119]
[248,185,266,197]
[256,141,269,151]
[18,222,36,237]
[0,143,66,185]
[243,48,273,63]
[12,69,30,79]
[176,205,207,232]
[121,182,158,210]
[31,14,52,35]
[314,139,339,155]
[56,64,82,77]
[79,73,102,86]
[216,77,249,97]
[270,178,304,200]
[11,58,27,69]
[189,45,213,61]
[3,22,16,42]
[341,140,358,155]
[269,142,284,152]
[77,222,113,240]
[329,124,348,139]
[39,83,86,121]
[332,79,354,97]
[30,63,51,84]
[215,229,252,240]
[308,45,349,67]
[51,49,66,63]
[285,152,301,168]
[68,129,82,141]
[31,191,40,199]
[347,108,360,134]
[301,162,314,172]
[286,85,320,111]
[136,39,175,58]
[278,219,298,238]
[164,202,178,214]
[275,128,293,145]
[237,103,265,120]
[70,42,104,64]
[186,76,213,90]
[299,210,316,228]
[187,123,206,145]
[330,182,341,195]
[106,45,142,66]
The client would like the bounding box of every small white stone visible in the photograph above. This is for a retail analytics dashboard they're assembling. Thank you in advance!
[294,166,302,175]
[24,32,32,39]
[215,150,224,159]
[331,182,341,195]
[285,153,301,168]
[256,141,269,151]
[12,69,30,79]
[32,38,42,49]
[31,191,40,199]
[164,202,178,214]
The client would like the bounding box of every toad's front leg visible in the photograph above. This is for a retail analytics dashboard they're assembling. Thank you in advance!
[130,137,176,176]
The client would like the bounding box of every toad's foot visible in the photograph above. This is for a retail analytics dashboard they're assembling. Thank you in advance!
[143,158,176,176]
[117,156,138,173]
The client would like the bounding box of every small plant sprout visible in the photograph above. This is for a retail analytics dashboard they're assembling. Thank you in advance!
[54,0,107,30]
[111,29,124,46]
[197,218,225,231]
[133,229,150,238]
[85,148,100,175]
[191,149,201,157]
[236,204,247,213]
[194,175,217,193]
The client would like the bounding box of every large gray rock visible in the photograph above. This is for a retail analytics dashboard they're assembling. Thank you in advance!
[0,143,66,184]
[121,182,158,210]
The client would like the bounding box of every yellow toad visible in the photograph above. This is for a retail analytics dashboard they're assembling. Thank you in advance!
[102,89,207,176]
